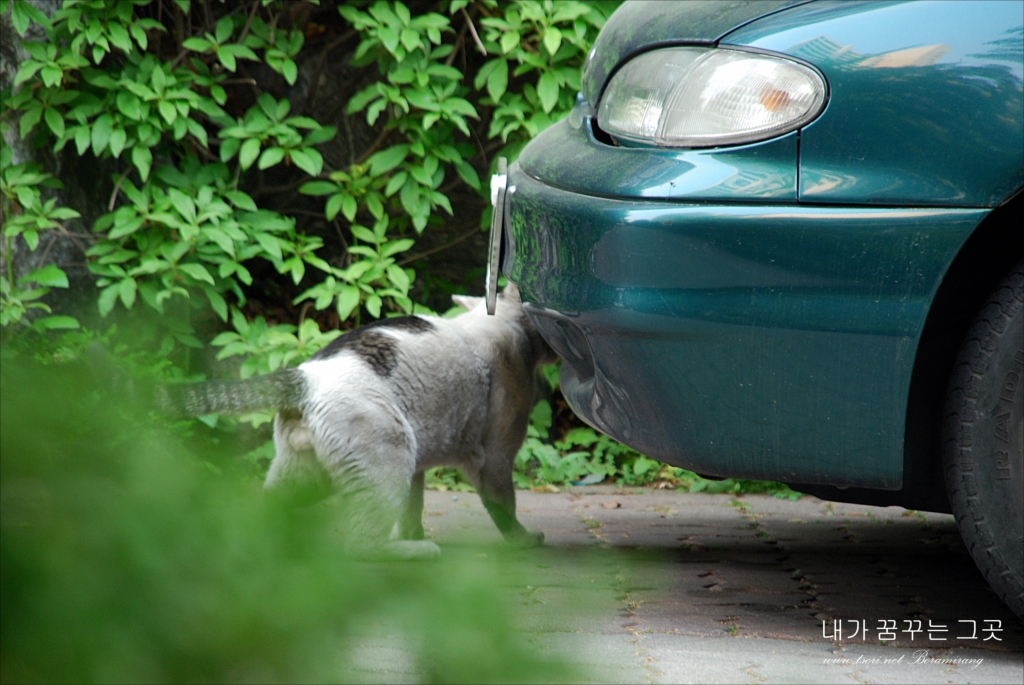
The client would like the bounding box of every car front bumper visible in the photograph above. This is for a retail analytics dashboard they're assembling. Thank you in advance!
[503,158,987,489]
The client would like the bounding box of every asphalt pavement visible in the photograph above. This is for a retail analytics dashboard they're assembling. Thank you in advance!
[348,486,1023,684]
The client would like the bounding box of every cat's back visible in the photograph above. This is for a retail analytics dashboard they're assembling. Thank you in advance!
[301,314,486,398]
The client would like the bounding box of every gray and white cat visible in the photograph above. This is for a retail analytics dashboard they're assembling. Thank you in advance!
[157,283,555,560]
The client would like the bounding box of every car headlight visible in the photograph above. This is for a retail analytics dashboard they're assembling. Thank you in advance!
[597,47,827,148]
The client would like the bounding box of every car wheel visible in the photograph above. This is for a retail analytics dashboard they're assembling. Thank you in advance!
[943,258,1023,618]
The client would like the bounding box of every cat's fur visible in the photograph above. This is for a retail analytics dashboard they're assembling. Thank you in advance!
[156,283,555,560]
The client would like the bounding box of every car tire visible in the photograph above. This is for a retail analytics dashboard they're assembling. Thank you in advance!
[943,258,1023,619]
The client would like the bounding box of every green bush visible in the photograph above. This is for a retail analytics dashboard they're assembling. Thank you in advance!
[2,0,800,496]
[2,0,615,348]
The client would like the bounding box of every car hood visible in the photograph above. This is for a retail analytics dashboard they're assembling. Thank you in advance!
[581,0,811,105]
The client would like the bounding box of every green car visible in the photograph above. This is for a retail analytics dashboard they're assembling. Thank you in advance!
[491,0,1023,616]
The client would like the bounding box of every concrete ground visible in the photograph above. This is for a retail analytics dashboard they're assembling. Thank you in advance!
[350,487,1023,684]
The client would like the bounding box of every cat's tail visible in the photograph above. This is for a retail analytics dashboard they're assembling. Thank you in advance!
[155,369,306,417]
[86,342,305,417]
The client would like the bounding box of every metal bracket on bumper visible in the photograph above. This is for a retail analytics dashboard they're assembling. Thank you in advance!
[486,157,508,315]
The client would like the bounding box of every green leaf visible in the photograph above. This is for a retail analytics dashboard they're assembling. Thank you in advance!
[49,207,80,220]
[216,47,237,72]
[299,181,337,196]
[289,148,322,176]
[25,264,69,288]
[409,165,433,186]
[168,189,196,223]
[158,100,178,124]
[22,229,39,250]
[10,0,31,35]
[19,107,41,138]
[132,145,153,181]
[225,190,257,211]
[43,108,65,137]
[70,125,89,155]
[119,278,137,308]
[179,263,215,284]
[185,118,208,148]
[400,177,419,216]
[366,193,384,219]
[454,160,480,190]
[400,28,421,52]
[365,295,382,318]
[474,59,497,91]
[98,284,120,316]
[378,27,400,54]
[500,30,520,55]
[91,114,113,154]
[487,59,508,102]
[109,129,127,158]
[182,37,212,52]
[543,27,562,56]
[287,257,305,284]
[257,146,285,169]
[130,22,149,50]
[150,66,166,94]
[215,16,234,43]
[303,126,337,146]
[430,191,453,216]
[405,88,440,112]
[341,194,357,222]
[222,43,259,62]
[34,315,80,330]
[537,71,559,113]
[219,136,240,162]
[336,285,360,321]
[239,138,261,169]
[14,60,43,87]
[107,215,144,239]
[386,263,410,291]
[382,238,414,258]
[203,286,228,321]
[282,59,298,85]
[284,115,319,129]
[350,224,377,244]
[203,227,235,256]
[116,90,142,120]
[40,65,62,88]
[385,171,408,197]
[255,233,283,260]
[347,84,381,114]
[108,22,133,53]
[324,194,344,221]
[368,144,410,175]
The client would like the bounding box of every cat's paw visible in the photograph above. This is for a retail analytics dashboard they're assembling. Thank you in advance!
[506,527,545,548]
[389,521,425,541]
[380,540,441,561]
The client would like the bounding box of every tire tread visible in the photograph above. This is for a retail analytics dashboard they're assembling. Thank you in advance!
[943,260,1024,618]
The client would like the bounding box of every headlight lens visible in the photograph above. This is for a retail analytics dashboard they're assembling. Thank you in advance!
[598,47,827,148]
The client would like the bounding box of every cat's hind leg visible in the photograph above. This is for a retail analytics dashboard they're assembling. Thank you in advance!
[264,411,333,506]
[319,418,439,561]
[333,476,440,561]
[472,455,544,548]
[391,470,426,540]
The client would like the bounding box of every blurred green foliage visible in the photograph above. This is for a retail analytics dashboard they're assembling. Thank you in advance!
[0,355,574,683]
